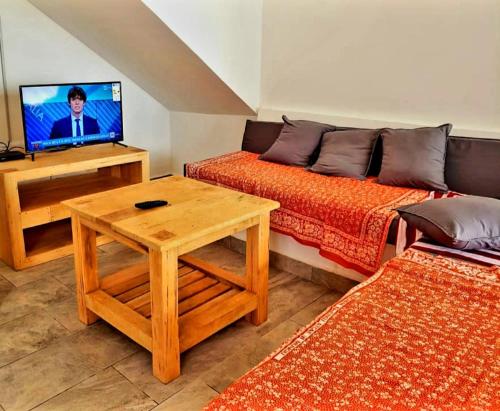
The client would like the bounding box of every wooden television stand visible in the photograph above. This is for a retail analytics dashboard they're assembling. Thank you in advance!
[0,144,149,270]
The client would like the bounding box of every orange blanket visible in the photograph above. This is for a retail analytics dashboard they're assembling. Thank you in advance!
[187,151,428,274]
[206,247,500,410]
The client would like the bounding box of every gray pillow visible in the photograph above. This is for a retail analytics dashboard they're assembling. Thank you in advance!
[259,115,335,166]
[309,129,379,179]
[378,124,452,191]
[397,196,500,250]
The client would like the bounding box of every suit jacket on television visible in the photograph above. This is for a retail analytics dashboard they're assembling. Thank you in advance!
[49,114,100,139]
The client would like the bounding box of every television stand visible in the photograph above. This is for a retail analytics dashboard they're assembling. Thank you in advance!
[113,141,128,148]
[0,144,149,270]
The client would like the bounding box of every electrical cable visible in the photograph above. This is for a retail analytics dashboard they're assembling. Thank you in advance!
[0,16,13,144]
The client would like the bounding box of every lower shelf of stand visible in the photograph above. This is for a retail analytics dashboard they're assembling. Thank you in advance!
[23,219,111,267]
[89,260,257,353]
[19,173,131,229]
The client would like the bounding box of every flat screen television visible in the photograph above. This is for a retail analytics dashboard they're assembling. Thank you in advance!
[19,81,124,153]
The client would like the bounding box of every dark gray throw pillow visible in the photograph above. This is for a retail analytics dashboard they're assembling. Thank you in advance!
[241,120,283,154]
[378,124,452,191]
[397,196,500,250]
[309,129,379,179]
[259,115,335,166]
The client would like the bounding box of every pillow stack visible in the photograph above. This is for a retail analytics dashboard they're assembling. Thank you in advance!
[258,116,454,192]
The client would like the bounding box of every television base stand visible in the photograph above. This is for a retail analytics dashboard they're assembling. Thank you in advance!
[31,145,72,161]
[113,141,128,148]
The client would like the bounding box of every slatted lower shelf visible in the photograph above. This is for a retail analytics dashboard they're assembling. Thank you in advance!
[92,258,257,353]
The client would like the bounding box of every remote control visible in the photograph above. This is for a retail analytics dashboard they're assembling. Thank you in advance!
[135,200,169,210]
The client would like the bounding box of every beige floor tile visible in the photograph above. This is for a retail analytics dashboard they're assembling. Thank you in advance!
[203,319,302,393]
[255,273,328,336]
[0,255,75,288]
[113,318,259,404]
[0,343,96,411]
[0,277,71,326]
[0,311,70,367]
[43,295,87,333]
[290,290,343,326]
[0,276,14,299]
[115,350,185,404]
[61,322,139,371]
[33,367,157,411]
[153,380,218,411]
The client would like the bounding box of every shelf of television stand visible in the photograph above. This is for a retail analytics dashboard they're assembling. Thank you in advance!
[23,219,111,265]
[19,172,131,229]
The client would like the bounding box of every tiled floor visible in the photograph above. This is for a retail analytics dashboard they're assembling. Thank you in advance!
[0,241,345,411]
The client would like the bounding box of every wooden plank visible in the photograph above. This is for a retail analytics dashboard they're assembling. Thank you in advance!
[179,254,246,288]
[80,217,148,256]
[85,290,152,351]
[100,261,150,296]
[245,214,270,325]
[126,291,151,311]
[0,144,148,180]
[150,248,180,383]
[72,213,99,325]
[178,290,257,352]
[0,174,15,267]
[23,230,112,269]
[116,282,150,303]
[2,175,25,269]
[178,265,195,277]
[126,277,220,318]
[179,277,218,301]
[18,173,130,213]
[178,270,205,288]
[179,283,232,316]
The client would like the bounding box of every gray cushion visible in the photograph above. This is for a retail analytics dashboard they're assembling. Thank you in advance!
[259,115,335,166]
[309,129,379,179]
[397,196,500,250]
[378,124,452,191]
[241,120,283,154]
[445,136,500,199]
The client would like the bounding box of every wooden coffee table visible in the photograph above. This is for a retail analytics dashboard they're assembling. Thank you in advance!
[63,176,279,383]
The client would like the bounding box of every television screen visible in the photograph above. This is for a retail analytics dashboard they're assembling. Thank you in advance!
[19,81,123,153]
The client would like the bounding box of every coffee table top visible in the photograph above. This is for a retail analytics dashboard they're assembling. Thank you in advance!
[63,176,279,252]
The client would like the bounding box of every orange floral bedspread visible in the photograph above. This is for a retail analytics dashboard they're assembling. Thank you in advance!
[206,248,500,410]
[186,151,428,275]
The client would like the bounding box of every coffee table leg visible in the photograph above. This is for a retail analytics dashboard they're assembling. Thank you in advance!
[71,213,99,325]
[245,213,270,325]
[150,248,180,383]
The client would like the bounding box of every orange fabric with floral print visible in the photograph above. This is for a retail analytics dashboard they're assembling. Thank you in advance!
[187,151,429,274]
[206,248,500,410]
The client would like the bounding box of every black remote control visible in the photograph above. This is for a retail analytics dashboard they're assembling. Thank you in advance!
[135,200,169,210]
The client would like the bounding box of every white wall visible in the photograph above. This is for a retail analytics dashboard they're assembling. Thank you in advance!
[261,0,500,134]
[0,0,171,177]
[169,111,254,175]
[143,0,262,111]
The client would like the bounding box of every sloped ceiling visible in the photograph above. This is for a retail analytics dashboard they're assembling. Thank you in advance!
[28,0,255,115]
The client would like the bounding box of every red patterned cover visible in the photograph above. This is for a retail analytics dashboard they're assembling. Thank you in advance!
[206,248,500,410]
[187,151,429,275]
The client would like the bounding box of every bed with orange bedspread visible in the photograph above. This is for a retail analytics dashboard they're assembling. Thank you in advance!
[187,151,429,275]
[205,241,500,410]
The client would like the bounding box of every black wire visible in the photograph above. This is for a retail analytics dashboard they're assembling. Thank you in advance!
[0,141,24,153]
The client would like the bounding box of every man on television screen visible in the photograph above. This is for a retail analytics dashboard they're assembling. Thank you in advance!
[49,86,100,139]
